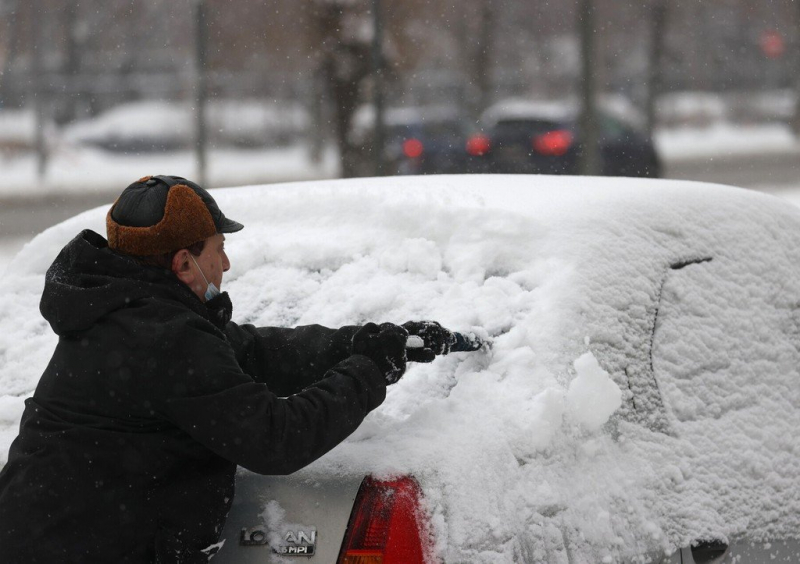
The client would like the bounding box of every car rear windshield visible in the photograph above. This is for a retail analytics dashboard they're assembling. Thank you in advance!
[389,121,465,142]
[492,119,566,137]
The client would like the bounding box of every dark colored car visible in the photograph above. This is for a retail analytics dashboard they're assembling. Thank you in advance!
[351,106,472,176]
[466,102,662,178]
[383,118,471,175]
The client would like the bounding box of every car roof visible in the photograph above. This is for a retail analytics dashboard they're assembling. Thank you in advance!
[482,96,647,131]
[481,98,578,125]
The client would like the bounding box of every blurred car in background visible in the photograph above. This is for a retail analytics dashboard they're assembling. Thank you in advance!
[466,99,662,178]
[384,116,471,175]
[351,105,472,175]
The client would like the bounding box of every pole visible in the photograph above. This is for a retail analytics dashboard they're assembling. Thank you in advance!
[371,0,385,176]
[1,0,21,107]
[194,0,208,186]
[32,0,47,182]
[475,0,494,119]
[645,0,667,137]
[794,1,800,136]
[578,0,600,176]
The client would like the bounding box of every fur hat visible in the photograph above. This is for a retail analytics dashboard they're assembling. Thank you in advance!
[106,175,243,256]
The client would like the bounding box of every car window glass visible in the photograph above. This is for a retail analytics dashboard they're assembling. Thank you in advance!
[599,115,629,140]
[388,121,464,143]
[652,257,800,428]
[493,119,564,137]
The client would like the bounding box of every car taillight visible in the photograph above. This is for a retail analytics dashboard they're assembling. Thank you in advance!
[337,476,434,564]
[403,138,424,158]
[532,129,573,156]
[466,134,491,156]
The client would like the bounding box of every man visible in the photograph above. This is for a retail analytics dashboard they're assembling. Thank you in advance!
[0,175,452,563]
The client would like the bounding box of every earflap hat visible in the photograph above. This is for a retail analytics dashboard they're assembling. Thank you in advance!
[106,175,243,256]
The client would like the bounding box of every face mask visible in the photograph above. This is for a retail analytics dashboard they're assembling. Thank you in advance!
[190,254,220,302]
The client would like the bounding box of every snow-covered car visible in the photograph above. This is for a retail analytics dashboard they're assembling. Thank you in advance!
[1,175,800,563]
[62,100,310,152]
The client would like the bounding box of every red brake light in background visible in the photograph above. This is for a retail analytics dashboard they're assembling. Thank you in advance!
[466,134,491,156]
[760,30,785,59]
[337,476,435,564]
[403,138,425,159]
[533,130,573,156]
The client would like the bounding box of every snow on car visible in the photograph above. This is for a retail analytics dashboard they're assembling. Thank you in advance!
[1,175,799,563]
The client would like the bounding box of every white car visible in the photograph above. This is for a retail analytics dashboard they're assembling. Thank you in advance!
[1,175,799,563]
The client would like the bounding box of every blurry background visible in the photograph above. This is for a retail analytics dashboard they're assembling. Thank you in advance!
[1,0,800,251]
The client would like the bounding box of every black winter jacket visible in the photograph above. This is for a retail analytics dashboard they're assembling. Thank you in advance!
[0,230,386,563]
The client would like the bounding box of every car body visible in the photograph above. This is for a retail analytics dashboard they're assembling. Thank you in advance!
[467,99,662,178]
[1,176,800,563]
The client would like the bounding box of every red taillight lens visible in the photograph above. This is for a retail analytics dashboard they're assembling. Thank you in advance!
[533,129,573,156]
[466,134,491,156]
[403,138,424,158]
[337,476,434,564]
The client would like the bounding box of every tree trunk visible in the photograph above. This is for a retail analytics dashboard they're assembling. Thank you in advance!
[331,74,361,178]
[645,0,667,137]
[0,0,21,107]
[794,1,800,136]
[578,0,601,176]
[308,73,325,165]
[473,0,495,120]
[31,0,47,180]
[371,0,386,176]
[194,0,208,186]
[314,3,371,178]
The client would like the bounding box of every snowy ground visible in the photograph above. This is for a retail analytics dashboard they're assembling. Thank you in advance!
[654,122,800,159]
[0,143,339,196]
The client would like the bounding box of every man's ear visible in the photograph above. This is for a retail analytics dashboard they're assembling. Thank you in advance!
[171,249,195,286]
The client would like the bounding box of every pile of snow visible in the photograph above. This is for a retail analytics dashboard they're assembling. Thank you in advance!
[63,101,193,148]
[0,109,56,151]
[62,99,310,150]
[657,90,799,127]
[1,175,800,562]
[0,145,338,198]
[657,92,730,127]
[655,122,800,160]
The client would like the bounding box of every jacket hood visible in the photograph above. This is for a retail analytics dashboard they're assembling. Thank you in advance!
[40,230,204,335]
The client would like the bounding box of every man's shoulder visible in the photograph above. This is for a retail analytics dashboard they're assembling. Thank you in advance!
[114,292,228,348]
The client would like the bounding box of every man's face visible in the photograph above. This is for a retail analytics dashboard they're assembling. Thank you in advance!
[191,233,230,298]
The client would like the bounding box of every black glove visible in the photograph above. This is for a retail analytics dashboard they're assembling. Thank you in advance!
[402,320,453,363]
[352,322,408,385]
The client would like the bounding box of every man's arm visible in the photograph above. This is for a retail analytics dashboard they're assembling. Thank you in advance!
[224,322,360,396]
[156,319,386,475]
